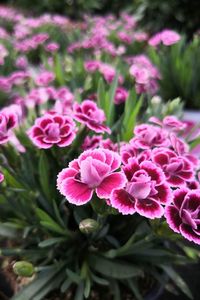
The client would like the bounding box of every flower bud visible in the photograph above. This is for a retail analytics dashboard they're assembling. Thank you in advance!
[79,218,99,234]
[13,261,35,277]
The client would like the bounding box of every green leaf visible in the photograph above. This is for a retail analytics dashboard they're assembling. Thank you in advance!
[66,269,82,284]
[89,255,142,279]
[0,223,19,239]
[106,73,118,126]
[122,92,142,141]
[38,237,66,248]
[12,263,65,300]
[38,151,51,200]
[75,282,84,300]
[54,53,65,85]
[61,278,72,293]
[127,279,143,300]
[160,265,193,299]
[97,78,106,109]
[91,196,118,216]
[36,208,66,235]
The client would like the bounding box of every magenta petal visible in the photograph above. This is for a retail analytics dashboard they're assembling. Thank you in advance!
[180,224,200,245]
[135,198,164,219]
[57,133,76,147]
[57,168,77,190]
[154,183,173,205]
[173,188,189,209]
[165,206,182,233]
[110,188,136,215]
[96,172,126,199]
[60,178,93,205]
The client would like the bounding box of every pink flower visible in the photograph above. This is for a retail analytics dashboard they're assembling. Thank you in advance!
[152,148,194,187]
[161,30,181,46]
[165,189,200,245]
[28,112,77,149]
[45,42,59,53]
[73,100,111,134]
[15,56,28,69]
[0,44,8,65]
[0,172,4,183]
[114,87,128,105]
[149,30,181,47]
[82,135,103,150]
[35,71,55,86]
[131,124,170,149]
[0,112,17,144]
[84,61,101,73]
[57,149,126,205]
[110,158,172,218]
[120,143,138,165]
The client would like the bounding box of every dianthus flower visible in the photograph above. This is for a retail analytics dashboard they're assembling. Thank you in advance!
[57,149,126,205]
[165,189,200,245]
[73,100,111,134]
[28,112,76,149]
[111,158,172,218]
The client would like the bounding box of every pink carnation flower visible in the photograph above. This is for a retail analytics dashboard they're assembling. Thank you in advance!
[114,87,128,105]
[110,158,172,219]
[152,148,194,187]
[35,71,55,86]
[0,112,17,144]
[149,30,181,47]
[28,112,77,149]
[45,42,59,53]
[131,124,170,149]
[57,149,126,205]
[73,100,111,134]
[0,172,4,183]
[165,189,200,245]
[84,60,101,73]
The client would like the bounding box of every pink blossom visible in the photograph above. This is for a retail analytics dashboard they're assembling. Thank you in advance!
[0,44,8,65]
[9,71,29,86]
[120,143,138,165]
[149,30,181,47]
[152,148,194,187]
[28,112,77,149]
[57,149,126,205]
[0,112,17,144]
[0,172,4,183]
[35,71,55,86]
[165,189,200,245]
[73,100,111,134]
[110,158,172,218]
[99,63,116,83]
[161,30,181,46]
[117,31,132,44]
[15,56,28,69]
[82,135,103,150]
[149,116,186,132]
[131,124,170,149]
[84,60,101,73]
[45,42,59,53]
[0,77,11,92]
[114,87,128,105]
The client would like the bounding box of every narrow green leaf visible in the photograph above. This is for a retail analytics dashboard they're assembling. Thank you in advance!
[160,265,193,299]
[89,255,142,279]
[38,237,66,248]
[38,151,50,200]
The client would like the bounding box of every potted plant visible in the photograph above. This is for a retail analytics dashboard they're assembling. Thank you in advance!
[0,6,199,300]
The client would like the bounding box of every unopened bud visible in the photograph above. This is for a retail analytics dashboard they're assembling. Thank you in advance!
[13,261,35,277]
[79,218,99,234]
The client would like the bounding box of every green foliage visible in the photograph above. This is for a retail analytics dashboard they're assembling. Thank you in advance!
[148,37,200,109]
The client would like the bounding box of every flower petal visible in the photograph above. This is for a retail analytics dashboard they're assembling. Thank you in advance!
[96,172,126,199]
[110,188,136,215]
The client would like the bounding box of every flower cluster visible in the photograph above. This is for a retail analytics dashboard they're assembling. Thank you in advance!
[58,115,200,245]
